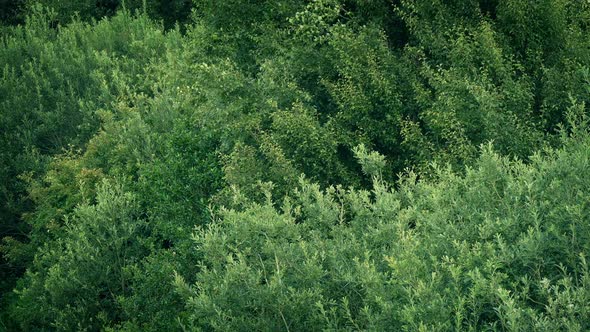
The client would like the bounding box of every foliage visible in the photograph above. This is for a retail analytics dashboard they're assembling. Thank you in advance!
[11,180,147,331]
[0,0,26,26]
[0,0,193,29]
[178,121,590,331]
[2,1,590,330]
[0,8,178,328]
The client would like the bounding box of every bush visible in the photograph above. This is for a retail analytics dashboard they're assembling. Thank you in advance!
[177,122,590,331]
[2,1,590,330]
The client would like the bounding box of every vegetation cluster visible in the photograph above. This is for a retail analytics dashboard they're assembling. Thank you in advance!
[1,0,590,330]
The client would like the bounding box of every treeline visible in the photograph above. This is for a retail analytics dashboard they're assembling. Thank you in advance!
[1,1,589,330]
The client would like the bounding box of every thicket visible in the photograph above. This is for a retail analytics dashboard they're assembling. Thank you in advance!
[1,0,589,330]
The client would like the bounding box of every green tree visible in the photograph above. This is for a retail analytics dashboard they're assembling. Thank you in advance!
[177,111,590,331]
[11,180,148,331]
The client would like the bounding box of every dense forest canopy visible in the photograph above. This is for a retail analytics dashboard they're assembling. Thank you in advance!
[1,0,589,330]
